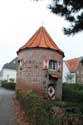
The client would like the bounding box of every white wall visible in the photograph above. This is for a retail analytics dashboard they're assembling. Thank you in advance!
[62,62,76,83]
[1,68,17,82]
[0,69,3,81]
[62,62,70,83]
[70,73,76,83]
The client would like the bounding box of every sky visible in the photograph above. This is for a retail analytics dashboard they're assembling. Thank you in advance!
[0,0,83,70]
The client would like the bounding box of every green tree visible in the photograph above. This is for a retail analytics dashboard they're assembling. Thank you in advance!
[49,0,83,35]
[35,0,83,35]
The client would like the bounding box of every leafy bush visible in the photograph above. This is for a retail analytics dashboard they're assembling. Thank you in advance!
[16,91,49,125]
[62,83,83,114]
[62,83,83,103]
[16,90,83,125]
[1,81,16,90]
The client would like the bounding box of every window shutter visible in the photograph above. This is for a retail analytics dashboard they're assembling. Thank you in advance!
[43,59,49,70]
[57,61,61,72]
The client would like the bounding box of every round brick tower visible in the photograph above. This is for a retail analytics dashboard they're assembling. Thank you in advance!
[17,26,64,100]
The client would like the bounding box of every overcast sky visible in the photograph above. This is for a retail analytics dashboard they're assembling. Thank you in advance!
[0,0,83,70]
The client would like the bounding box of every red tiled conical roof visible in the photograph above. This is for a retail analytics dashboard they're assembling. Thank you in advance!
[64,58,80,73]
[17,26,64,56]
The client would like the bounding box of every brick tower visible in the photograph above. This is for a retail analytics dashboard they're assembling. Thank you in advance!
[17,26,64,100]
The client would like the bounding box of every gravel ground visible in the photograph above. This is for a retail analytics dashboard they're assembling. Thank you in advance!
[0,87,17,125]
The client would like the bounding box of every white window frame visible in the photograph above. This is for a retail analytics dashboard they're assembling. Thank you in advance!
[49,60,57,71]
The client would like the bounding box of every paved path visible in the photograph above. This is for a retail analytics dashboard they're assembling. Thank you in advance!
[0,88,17,125]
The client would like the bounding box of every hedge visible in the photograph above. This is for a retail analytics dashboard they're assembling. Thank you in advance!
[1,81,16,90]
[62,83,83,103]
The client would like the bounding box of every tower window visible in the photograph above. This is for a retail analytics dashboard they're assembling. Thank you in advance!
[49,60,57,70]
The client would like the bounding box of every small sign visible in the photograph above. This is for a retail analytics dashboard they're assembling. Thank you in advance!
[48,86,55,99]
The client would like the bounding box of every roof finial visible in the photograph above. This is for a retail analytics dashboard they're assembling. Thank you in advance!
[41,21,44,27]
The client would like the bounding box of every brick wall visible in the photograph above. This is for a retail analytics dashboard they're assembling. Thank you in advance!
[76,62,83,83]
[16,48,63,99]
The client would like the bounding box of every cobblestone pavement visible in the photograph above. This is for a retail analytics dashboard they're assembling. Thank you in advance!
[0,88,17,125]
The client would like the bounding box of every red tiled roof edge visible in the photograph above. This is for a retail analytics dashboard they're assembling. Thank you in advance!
[17,26,64,57]
[64,57,80,73]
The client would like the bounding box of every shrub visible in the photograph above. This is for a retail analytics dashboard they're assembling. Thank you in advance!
[16,90,83,125]
[16,91,49,125]
[62,83,83,103]
[62,83,83,114]
[1,81,16,90]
